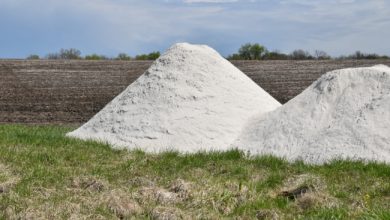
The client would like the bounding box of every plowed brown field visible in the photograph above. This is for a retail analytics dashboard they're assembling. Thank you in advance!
[1,59,389,124]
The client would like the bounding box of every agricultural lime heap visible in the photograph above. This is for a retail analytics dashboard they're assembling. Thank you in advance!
[234,65,390,164]
[68,43,390,164]
[67,43,281,152]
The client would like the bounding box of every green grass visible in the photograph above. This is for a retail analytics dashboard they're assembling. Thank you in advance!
[0,124,389,219]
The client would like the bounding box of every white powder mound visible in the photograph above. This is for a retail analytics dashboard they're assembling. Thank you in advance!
[234,65,390,164]
[67,43,281,152]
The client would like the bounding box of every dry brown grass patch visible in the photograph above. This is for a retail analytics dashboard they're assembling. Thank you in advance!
[70,176,108,193]
[151,206,187,220]
[0,163,20,194]
[136,186,181,205]
[276,174,339,211]
[189,180,252,215]
[105,189,143,218]
[256,209,279,220]
[169,179,192,200]
[129,176,156,188]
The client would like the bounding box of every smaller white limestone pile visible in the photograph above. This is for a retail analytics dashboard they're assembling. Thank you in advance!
[67,43,281,152]
[234,65,390,164]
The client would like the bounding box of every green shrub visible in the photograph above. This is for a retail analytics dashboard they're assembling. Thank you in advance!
[26,54,40,60]
[85,54,108,60]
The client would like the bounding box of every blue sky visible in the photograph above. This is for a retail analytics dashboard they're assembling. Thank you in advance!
[0,0,389,58]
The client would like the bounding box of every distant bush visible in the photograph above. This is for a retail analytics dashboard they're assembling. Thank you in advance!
[114,51,160,61]
[85,54,108,60]
[264,51,289,60]
[241,43,267,60]
[228,44,333,60]
[135,51,161,60]
[227,43,268,60]
[46,48,81,60]
[314,50,331,60]
[148,51,161,60]
[115,53,132,61]
[227,53,243,60]
[26,54,40,60]
[345,51,388,60]
[60,48,81,59]
[229,45,316,60]
[229,47,336,60]
[289,49,313,60]
[46,53,60,60]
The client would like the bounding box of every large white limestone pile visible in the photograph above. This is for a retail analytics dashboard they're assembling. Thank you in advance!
[234,65,390,164]
[67,43,281,152]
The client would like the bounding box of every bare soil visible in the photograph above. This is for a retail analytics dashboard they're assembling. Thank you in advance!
[1,59,389,124]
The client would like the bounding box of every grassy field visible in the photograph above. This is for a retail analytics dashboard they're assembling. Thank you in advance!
[0,125,389,219]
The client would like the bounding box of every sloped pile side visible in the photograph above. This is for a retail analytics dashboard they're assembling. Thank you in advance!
[67,43,281,152]
[234,65,390,164]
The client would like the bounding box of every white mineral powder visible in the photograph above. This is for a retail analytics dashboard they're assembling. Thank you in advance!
[234,65,390,164]
[67,43,281,152]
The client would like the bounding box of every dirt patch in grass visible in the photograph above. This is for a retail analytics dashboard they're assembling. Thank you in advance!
[70,176,108,192]
[129,176,156,188]
[169,179,192,200]
[137,186,180,205]
[0,163,19,194]
[105,189,143,218]
[151,206,187,220]
[256,209,279,220]
[277,174,339,211]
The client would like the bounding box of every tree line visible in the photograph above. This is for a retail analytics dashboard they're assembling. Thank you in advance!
[26,48,161,60]
[26,44,389,61]
[227,43,389,60]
